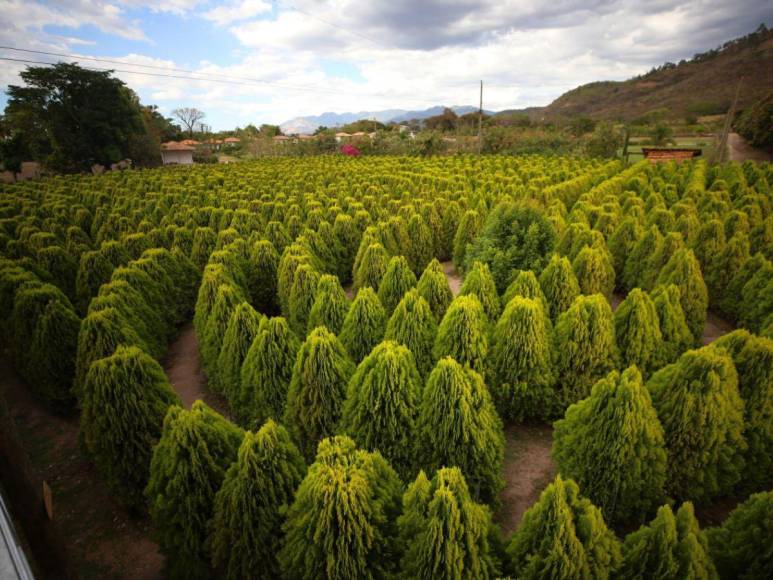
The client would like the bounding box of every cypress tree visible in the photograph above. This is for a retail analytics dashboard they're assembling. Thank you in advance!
[573,246,615,298]
[452,209,481,272]
[82,345,180,509]
[623,226,662,292]
[191,226,217,270]
[339,287,387,363]
[553,294,618,407]
[503,269,550,316]
[739,260,773,333]
[333,213,360,283]
[279,436,402,580]
[353,242,389,292]
[378,255,417,314]
[706,490,773,579]
[507,475,622,579]
[193,263,232,336]
[459,261,501,322]
[619,503,717,579]
[210,421,306,580]
[201,284,246,386]
[641,232,685,291]
[398,468,500,579]
[146,402,243,580]
[418,358,504,504]
[406,213,435,275]
[352,226,382,283]
[277,244,313,318]
[341,340,421,477]
[722,252,769,322]
[538,254,580,321]
[75,250,114,311]
[489,296,555,422]
[239,317,299,426]
[647,347,746,502]
[708,234,750,309]
[692,218,726,273]
[384,289,438,378]
[553,367,667,526]
[416,258,453,321]
[307,274,349,335]
[712,331,773,491]
[433,295,489,376]
[248,239,279,315]
[651,284,693,366]
[656,248,708,342]
[607,217,642,288]
[288,263,320,336]
[439,200,461,261]
[614,289,663,377]
[216,302,263,405]
[284,326,355,460]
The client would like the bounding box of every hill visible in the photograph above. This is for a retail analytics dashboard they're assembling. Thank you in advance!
[543,25,773,121]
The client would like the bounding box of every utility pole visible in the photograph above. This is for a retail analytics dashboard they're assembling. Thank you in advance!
[478,80,483,155]
[716,77,742,163]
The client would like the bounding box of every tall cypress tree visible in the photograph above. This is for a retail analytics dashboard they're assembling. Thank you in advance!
[708,234,750,309]
[506,475,621,579]
[641,232,685,291]
[623,226,662,292]
[407,214,435,276]
[216,302,263,405]
[210,420,306,580]
[239,317,299,427]
[647,346,746,503]
[502,269,549,316]
[416,258,453,321]
[339,287,387,363]
[614,289,663,377]
[553,367,667,526]
[277,243,313,318]
[333,213,361,283]
[288,263,320,336]
[384,289,438,378]
[722,252,769,323]
[81,345,180,509]
[353,242,389,292]
[378,255,417,314]
[573,246,615,298]
[307,274,349,335]
[607,217,642,288]
[459,261,501,322]
[145,402,243,580]
[538,254,580,321]
[553,294,618,407]
[692,218,726,274]
[249,239,279,315]
[619,503,717,579]
[284,326,355,460]
[439,200,462,261]
[651,284,693,366]
[418,358,504,504]
[201,284,247,386]
[706,490,773,580]
[279,436,402,580]
[341,340,421,477]
[452,209,481,272]
[489,296,555,422]
[399,468,500,579]
[433,295,489,376]
[656,248,708,342]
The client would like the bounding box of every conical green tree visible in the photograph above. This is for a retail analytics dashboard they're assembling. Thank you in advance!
[277,244,313,318]
[722,252,769,322]
[614,289,663,377]
[641,232,685,291]
[553,294,618,407]
[239,317,299,426]
[378,255,417,314]
[406,214,435,276]
[417,258,453,321]
[216,302,263,405]
[538,254,580,321]
[502,270,548,314]
[418,358,504,504]
[248,239,279,315]
[553,367,667,526]
[339,287,387,363]
[708,234,750,309]
[573,246,615,298]
[623,226,662,291]
[656,248,708,342]
[647,346,746,502]
[81,345,180,509]
[333,213,360,283]
[191,226,217,270]
[210,420,306,580]
[619,503,717,579]
[384,289,438,378]
[607,217,642,288]
[506,475,622,579]
[288,263,320,336]
[712,330,773,491]
[398,468,500,579]
[341,340,421,477]
[433,295,489,376]
[201,284,247,386]
[284,326,355,460]
[706,490,773,580]
[452,209,481,272]
[353,242,389,292]
[279,436,402,580]
[692,218,726,274]
[308,274,349,335]
[489,296,555,421]
[145,402,243,580]
[651,284,693,366]
[439,201,462,261]
[459,261,501,322]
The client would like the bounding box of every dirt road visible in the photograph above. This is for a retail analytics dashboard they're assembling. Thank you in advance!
[727,132,772,163]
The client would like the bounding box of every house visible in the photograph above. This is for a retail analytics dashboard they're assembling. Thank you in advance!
[273,135,292,144]
[180,139,200,147]
[641,147,702,163]
[223,137,241,144]
[160,142,195,165]
[334,132,351,142]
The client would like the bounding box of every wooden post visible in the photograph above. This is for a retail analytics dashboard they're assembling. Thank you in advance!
[478,80,483,155]
[716,78,742,163]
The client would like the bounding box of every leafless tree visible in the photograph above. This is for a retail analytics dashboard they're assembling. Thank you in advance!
[172,108,206,138]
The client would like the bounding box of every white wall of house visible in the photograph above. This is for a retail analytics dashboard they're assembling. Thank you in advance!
[161,150,194,165]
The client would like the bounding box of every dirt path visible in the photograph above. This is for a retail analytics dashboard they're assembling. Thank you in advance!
[163,323,229,417]
[727,132,772,163]
[441,261,462,296]
[0,357,162,580]
[497,424,556,535]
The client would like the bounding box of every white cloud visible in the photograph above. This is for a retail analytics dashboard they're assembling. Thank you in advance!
[202,0,271,26]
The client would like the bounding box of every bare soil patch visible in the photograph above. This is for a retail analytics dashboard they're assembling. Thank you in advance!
[441,261,462,296]
[702,311,735,345]
[497,423,556,535]
[727,132,772,163]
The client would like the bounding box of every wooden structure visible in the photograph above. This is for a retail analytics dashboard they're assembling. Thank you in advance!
[641,147,702,163]
[160,142,195,165]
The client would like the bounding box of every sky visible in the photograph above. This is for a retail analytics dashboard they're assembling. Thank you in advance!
[1,0,772,130]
